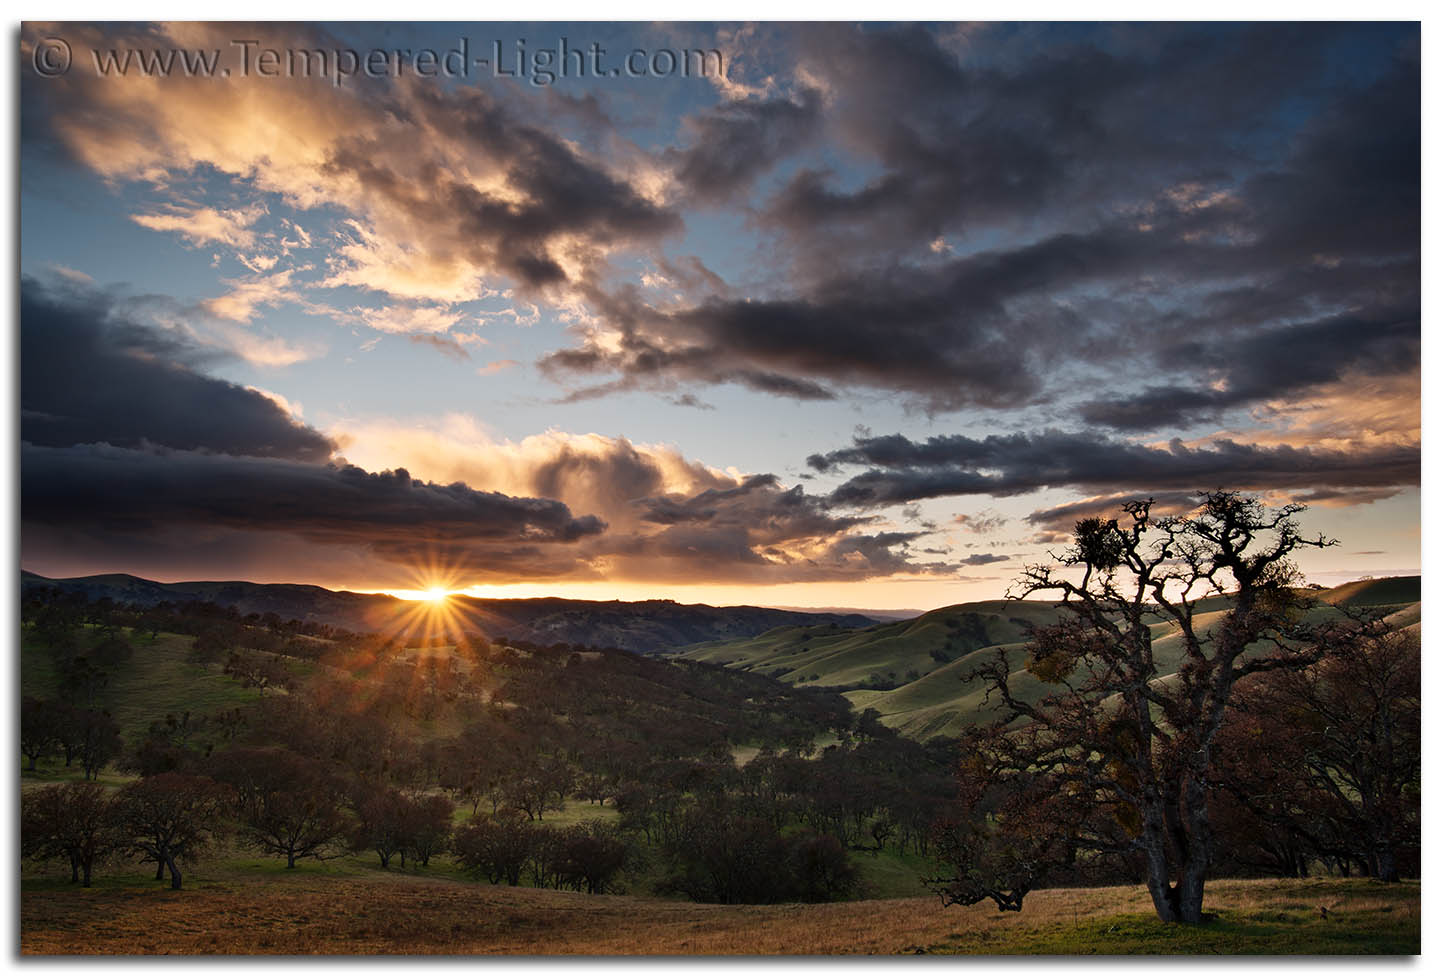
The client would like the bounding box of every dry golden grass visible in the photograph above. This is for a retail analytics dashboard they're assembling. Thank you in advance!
[20,870,1418,955]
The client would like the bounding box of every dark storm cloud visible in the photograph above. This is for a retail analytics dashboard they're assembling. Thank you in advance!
[22,443,604,556]
[544,227,1174,409]
[809,430,1419,508]
[20,277,335,460]
[1079,307,1420,430]
[635,474,866,535]
[19,275,618,579]
[666,89,823,204]
[770,23,1386,260]
[546,23,1417,422]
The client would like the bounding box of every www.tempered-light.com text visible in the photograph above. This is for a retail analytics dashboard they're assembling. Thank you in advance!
[32,37,725,87]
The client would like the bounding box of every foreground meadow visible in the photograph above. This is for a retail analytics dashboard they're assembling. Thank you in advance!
[21,868,1419,955]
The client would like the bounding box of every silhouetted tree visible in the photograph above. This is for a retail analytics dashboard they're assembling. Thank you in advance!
[662,804,856,904]
[22,781,121,886]
[209,747,349,868]
[74,709,123,781]
[453,811,536,885]
[938,492,1335,923]
[20,697,64,771]
[116,773,226,889]
[501,756,574,821]
[350,788,411,868]
[555,820,631,894]
[224,650,293,695]
[58,655,109,708]
[403,793,454,867]
[90,634,134,669]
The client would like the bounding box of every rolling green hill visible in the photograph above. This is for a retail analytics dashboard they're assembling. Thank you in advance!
[676,577,1422,740]
[677,600,1062,687]
[1318,576,1420,608]
[20,628,263,744]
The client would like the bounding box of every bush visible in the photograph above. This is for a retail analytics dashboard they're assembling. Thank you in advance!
[661,807,858,904]
[453,812,535,885]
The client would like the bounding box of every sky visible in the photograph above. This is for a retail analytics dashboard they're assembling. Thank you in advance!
[17,21,1421,610]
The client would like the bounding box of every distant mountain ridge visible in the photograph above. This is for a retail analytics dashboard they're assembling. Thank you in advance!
[18,571,877,655]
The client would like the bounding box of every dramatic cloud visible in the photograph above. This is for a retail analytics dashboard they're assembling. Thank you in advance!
[22,22,680,310]
[1078,308,1420,431]
[20,277,334,461]
[23,23,1419,425]
[21,444,605,581]
[331,419,960,584]
[957,553,1012,567]
[809,430,1420,507]
[542,23,1418,421]
[19,280,610,582]
[665,88,823,204]
[955,511,1008,534]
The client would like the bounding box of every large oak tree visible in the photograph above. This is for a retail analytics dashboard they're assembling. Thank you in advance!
[931,492,1335,923]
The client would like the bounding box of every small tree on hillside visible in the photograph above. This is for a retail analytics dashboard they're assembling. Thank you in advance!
[351,788,412,868]
[403,793,455,868]
[453,811,537,886]
[116,774,227,890]
[930,492,1335,924]
[21,697,63,771]
[74,709,124,781]
[210,748,349,868]
[22,781,121,887]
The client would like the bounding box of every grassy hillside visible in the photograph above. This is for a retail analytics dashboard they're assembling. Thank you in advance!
[20,868,1418,954]
[678,600,1061,688]
[1319,576,1420,608]
[680,577,1421,740]
[20,627,261,744]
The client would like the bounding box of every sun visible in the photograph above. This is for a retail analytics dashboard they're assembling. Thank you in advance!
[423,586,450,603]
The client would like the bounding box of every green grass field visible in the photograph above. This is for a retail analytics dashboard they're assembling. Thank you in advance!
[682,579,1422,740]
[21,627,262,744]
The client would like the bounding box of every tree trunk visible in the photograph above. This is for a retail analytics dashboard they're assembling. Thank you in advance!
[1177,865,1207,923]
[1175,776,1213,923]
[155,860,166,881]
[287,851,297,869]
[166,856,182,890]
[1375,848,1399,883]
[1141,798,1180,922]
[82,861,93,887]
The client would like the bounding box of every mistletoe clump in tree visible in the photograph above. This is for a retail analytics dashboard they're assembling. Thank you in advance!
[929,491,1336,924]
